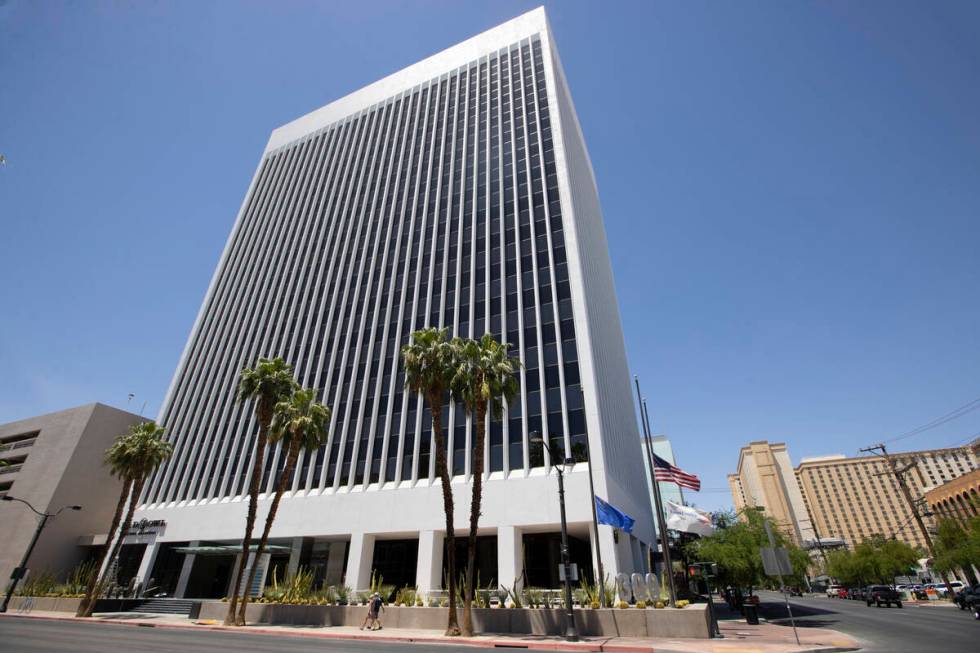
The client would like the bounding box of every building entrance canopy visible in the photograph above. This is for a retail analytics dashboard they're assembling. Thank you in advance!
[174,544,291,557]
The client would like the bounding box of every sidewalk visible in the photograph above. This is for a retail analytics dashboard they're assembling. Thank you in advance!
[1,607,860,653]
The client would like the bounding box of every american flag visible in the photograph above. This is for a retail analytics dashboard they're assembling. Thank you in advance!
[652,453,701,491]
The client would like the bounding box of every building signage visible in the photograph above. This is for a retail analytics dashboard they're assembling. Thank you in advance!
[128,518,166,535]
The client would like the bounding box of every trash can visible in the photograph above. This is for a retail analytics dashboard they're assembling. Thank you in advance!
[744,604,759,625]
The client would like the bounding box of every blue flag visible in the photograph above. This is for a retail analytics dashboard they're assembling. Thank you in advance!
[595,496,635,533]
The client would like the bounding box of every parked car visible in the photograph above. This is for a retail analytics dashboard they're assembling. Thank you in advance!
[953,584,979,610]
[826,584,843,598]
[837,587,849,599]
[936,581,964,597]
[848,587,866,600]
[866,585,903,608]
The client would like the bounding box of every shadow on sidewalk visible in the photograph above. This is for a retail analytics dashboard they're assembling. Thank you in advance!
[757,601,841,628]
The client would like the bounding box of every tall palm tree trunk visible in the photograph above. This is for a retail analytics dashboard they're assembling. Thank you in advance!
[77,478,133,617]
[98,476,146,599]
[226,419,270,625]
[237,438,300,624]
[461,400,487,637]
[430,396,460,636]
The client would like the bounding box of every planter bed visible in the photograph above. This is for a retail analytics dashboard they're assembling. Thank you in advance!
[196,602,711,638]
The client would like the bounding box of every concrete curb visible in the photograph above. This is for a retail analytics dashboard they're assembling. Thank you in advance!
[0,613,650,652]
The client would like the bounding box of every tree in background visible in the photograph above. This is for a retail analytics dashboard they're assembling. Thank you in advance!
[686,508,810,595]
[402,327,462,636]
[226,357,298,626]
[826,535,921,586]
[237,387,330,624]
[77,421,173,617]
[450,334,520,637]
[932,515,980,584]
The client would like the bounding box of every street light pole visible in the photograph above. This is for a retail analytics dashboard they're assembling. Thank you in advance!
[532,432,579,642]
[0,496,82,613]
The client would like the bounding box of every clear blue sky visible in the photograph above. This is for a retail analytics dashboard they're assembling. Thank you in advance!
[2,1,978,512]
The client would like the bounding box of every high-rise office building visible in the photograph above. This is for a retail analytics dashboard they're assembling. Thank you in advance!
[128,8,653,599]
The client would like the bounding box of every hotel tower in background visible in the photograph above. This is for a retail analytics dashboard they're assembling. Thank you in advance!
[121,8,654,599]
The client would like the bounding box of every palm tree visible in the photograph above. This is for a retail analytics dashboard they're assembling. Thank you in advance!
[402,327,462,636]
[237,387,330,624]
[450,334,520,636]
[94,422,172,609]
[226,357,297,626]
[77,421,173,617]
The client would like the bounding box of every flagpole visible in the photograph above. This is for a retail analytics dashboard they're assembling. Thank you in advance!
[633,376,677,606]
[583,435,607,607]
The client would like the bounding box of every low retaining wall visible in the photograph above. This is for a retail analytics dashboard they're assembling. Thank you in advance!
[197,602,712,638]
[6,597,83,613]
[7,597,175,614]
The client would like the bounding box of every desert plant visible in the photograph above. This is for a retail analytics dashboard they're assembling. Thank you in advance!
[502,578,523,608]
[337,585,351,604]
[617,600,629,609]
[369,570,385,596]
[64,561,99,595]
[16,571,58,597]
[636,600,647,609]
[523,587,543,609]
[395,586,417,607]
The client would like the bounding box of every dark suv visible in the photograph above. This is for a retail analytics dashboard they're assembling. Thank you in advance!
[866,585,903,608]
[953,584,978,609]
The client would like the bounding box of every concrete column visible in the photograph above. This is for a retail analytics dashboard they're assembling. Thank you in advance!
[416,530,445,594]
[596,527,620,584]
[134,539,160,593]
[344,533,375,591]
[496,526,522,591]
[630,535,643,574]
[226,554,242,596]
[287,536,305,575]
[174,540,199,598]
[325,541,347,586]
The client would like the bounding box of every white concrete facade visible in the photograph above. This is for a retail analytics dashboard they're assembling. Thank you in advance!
[132,7,653,597]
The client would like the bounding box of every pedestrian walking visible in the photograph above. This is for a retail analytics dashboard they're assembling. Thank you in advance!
[360,592,384,631]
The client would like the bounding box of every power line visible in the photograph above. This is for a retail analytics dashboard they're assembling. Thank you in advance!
[884,393,980,444]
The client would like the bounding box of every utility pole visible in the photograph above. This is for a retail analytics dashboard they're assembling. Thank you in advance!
[805,518,830,579]
[859,443,955,598]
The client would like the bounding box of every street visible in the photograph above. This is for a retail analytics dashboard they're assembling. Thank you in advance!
[756,590,977,652]
[0,617,481,653]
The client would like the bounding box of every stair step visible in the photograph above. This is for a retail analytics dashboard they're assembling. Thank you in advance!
[131,599,195,616]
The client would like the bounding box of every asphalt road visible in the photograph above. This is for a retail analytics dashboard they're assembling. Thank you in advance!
[756,590,978,652]
[0,617,481,653]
